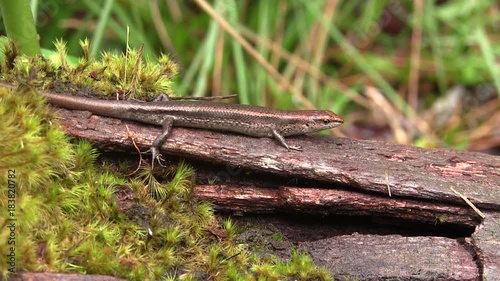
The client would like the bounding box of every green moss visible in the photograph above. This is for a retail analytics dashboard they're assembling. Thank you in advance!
[0,37,178,99]
[222,218,238,240]
[251,250,332,281]
[435,214,447,224]
[0,39,332,280]
[271,232,284,242]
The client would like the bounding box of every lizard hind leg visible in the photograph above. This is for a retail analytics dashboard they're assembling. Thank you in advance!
[144,116,174,167]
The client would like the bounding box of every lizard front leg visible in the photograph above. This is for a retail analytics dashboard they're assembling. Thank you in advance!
[271,129,302,151]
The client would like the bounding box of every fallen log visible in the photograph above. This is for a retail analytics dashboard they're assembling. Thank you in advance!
[50,106,500,212]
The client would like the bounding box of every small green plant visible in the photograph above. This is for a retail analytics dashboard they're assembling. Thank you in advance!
[222,217,238,240]
[249,250,332,280]
[435,214,447,224]
[271,232,284,242]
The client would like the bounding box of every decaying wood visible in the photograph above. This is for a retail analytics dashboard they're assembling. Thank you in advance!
[299,233,478,281]
[472,212,500,281]
[193,184,481,227]
[52,107,499,211]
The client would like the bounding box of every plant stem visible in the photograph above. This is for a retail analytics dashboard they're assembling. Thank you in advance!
[0,0,40,56]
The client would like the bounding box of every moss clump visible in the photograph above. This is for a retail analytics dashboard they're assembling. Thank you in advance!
[0,37,178,100]
[0,40,332,280]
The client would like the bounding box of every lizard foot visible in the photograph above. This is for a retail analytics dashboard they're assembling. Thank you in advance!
[288,145,303,151]
[142,147,167,168]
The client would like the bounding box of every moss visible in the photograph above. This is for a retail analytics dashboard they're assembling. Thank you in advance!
[0,37,178,100]
[0,39,332,280]
[271,232,284,242]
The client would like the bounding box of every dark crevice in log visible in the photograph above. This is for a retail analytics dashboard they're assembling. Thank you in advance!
[231,213,474,240]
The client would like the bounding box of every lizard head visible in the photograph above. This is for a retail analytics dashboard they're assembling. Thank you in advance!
[280,110,344,136]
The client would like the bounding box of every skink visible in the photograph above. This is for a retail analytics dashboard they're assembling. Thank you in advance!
[43,92,344,162]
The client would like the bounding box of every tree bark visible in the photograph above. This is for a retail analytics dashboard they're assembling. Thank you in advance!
[53,107,500,211]
[193,184,481,227]
[299,234,479,281]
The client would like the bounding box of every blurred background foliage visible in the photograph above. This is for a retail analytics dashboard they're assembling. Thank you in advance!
[3,0,500,152]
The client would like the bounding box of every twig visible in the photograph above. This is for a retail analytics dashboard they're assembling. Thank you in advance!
[385,167,391,197]
[449,186,485,219]
[125,124,143,176]
[408,0,423,109]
